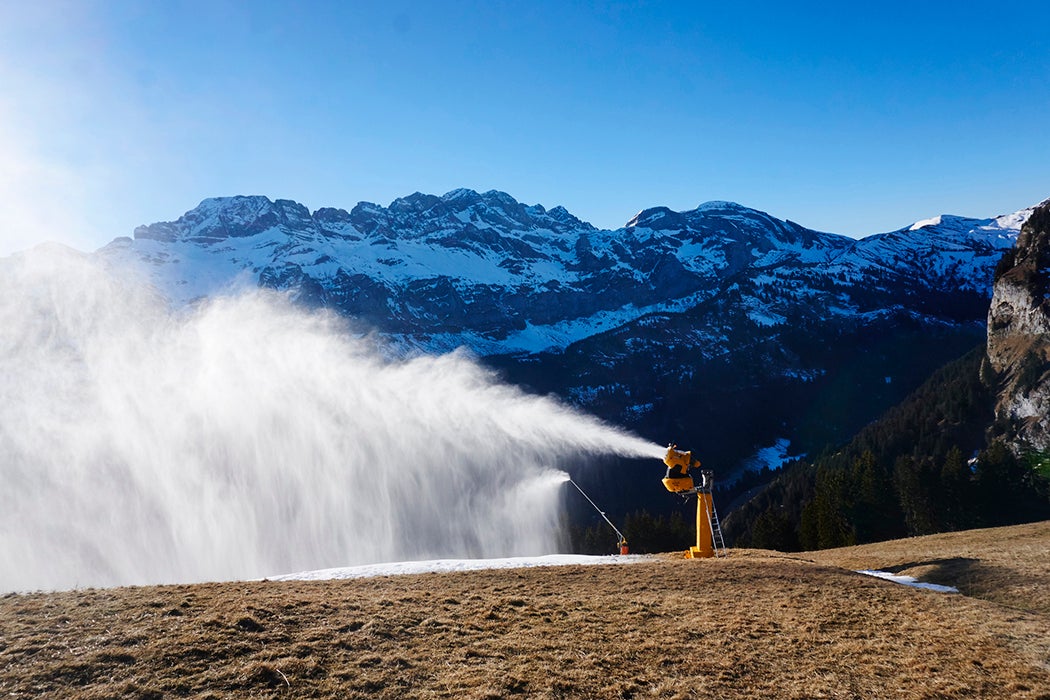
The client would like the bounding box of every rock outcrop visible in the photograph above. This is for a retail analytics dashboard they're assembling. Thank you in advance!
[987,200,1050,451]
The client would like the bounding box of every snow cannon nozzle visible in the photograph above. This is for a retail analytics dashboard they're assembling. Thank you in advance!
[661,442,699,493]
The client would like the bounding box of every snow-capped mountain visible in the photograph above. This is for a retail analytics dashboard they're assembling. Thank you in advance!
[95,189,1035,496]
[99,190,1025,356]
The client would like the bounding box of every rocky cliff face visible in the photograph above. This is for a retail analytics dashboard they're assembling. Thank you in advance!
[987,201,1050,451]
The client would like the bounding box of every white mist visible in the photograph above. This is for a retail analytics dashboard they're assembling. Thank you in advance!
[0,247,663,591]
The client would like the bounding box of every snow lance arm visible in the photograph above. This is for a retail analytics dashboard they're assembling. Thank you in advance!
[568,478,628,553]
[661,444,700,493]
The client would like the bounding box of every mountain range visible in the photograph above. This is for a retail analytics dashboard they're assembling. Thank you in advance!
[101,190,1023,356]
[97,189,1040,517]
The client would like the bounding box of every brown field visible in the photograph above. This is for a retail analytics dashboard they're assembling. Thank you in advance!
[2,522,1049,699]
[807,519,1050,614]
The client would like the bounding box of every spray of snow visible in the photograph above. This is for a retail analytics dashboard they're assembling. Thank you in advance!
[0,246,663,592]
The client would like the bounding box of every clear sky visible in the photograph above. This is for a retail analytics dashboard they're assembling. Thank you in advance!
[1,1,1048,255]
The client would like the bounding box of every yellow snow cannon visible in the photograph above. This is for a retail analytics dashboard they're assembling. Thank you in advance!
[661,443,719,558]
[662,444,698,493]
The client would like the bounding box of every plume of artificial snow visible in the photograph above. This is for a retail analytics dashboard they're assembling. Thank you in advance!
[0,247,662,591]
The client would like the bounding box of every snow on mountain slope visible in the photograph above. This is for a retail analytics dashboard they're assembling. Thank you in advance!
[105,192,582,304]
[73,190,1045,505]
[837,212,1023,293]
[95,190,1032,355]
[270,554,644,582]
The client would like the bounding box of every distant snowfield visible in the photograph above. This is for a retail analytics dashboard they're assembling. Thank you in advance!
[269,554,648,582]
[856,569,959,593]
[721,437,797,485]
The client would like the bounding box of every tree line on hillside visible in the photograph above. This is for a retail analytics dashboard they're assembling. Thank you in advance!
[566,510,695,555]
[567,345,1050,555]
[726,346,1050,551]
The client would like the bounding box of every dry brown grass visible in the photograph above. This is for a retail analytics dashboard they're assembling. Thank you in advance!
[2,523,1049,699]
[807,519,1050,614]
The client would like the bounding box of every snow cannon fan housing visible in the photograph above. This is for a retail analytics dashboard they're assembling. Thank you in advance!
[662,445,699,493]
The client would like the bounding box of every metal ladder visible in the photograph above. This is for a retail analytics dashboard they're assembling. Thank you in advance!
[707,499,728,557]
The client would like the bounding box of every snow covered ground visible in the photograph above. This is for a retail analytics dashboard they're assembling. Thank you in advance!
[274,559,959,594]
[269,554,647,582]
[855,569,959,593]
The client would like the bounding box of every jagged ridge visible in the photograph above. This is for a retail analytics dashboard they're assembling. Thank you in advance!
[101,189,1026,356]
[88,188,1045,514]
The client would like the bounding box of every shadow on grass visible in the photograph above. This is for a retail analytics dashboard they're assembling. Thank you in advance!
[881,557,1048,614]
[882,557,980,581]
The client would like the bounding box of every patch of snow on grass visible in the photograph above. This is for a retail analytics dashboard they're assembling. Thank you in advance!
[856,570,959,593]
[270,554,647,581]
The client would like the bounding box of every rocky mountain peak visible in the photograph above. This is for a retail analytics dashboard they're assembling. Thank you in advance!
[131,189,600,249]
[440,188,484,208]
[389,191,443,215]
[134,195,311,243]
[108,188,1035,363]
[625,206,683,231]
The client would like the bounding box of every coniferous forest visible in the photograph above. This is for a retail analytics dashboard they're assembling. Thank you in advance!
[725,346,1050,550]
[571,345,1050,554]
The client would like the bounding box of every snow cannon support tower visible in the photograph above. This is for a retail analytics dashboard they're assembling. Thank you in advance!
[662,445,719,558]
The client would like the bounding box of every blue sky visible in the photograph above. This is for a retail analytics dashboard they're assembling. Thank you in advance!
[1,1,1048,254]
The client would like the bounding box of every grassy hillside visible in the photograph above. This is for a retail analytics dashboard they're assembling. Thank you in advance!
[808,519,1050,615]
[2,522,1049,699]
